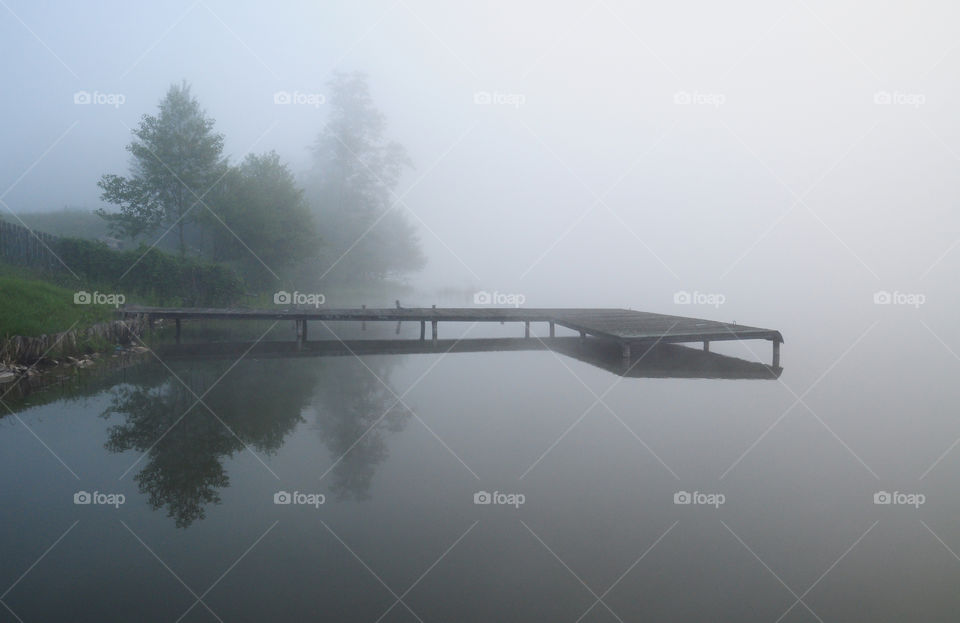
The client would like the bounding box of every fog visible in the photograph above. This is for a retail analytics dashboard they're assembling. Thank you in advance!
[6,0,960,452]
[3,1,957,302]
[3,2,960,619]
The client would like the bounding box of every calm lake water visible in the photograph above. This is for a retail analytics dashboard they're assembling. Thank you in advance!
[2,315,959,622]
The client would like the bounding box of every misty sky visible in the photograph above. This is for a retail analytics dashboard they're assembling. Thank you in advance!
[2,0,959,326]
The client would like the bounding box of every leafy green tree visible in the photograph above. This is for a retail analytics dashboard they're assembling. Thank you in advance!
[97,81,226,256]
[206,151,318,285]
[306,72,425,281]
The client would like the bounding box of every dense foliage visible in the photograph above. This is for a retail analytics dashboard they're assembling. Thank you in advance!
[54,237,244,306]
[204,151,318,288]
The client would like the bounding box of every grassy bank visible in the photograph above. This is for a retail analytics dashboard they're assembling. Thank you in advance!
[0,271,113,338]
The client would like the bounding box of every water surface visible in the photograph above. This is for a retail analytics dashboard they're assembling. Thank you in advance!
[1,318,958,622]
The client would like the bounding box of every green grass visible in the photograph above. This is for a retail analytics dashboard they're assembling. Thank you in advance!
[0,273,114,338]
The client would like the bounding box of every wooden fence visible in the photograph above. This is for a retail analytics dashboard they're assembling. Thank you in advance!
[0,219,63,272]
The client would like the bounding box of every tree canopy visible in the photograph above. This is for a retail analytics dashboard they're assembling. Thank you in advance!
[98,81,225,256]
[207,151,318,286]
[305,72,425,281]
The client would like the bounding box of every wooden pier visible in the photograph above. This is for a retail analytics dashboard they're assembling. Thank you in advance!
[122,306,783,367]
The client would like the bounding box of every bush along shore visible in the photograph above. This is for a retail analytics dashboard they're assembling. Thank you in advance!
[0,316,148,382]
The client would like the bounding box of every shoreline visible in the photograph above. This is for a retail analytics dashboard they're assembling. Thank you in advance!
[0,316,147,385]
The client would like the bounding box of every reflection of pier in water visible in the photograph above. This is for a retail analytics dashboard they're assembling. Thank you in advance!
[156,338,781,380]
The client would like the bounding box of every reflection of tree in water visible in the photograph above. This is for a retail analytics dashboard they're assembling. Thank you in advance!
[101,353,412,526]
[102,360,313,528]
[311,357,411,501]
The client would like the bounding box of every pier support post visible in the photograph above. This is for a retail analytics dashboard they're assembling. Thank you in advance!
[175,318,181,344]
[361,305,366,331]
[772,339,781,368]
[301,319,308,343]
[431,320,438,346]
[525,321,530,338]
[621,342,631,366]
[549,322,555,338]
[420,321,425,341]
[703,340,709,352]
[579,330,586,340]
